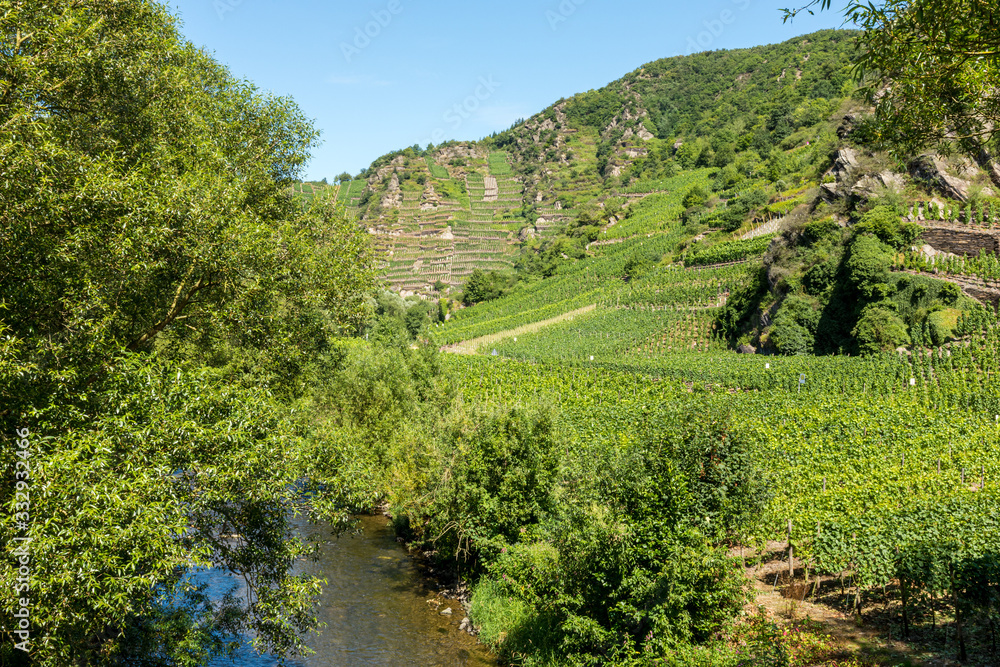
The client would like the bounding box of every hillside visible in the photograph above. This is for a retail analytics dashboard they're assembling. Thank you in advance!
[16,2,1000,665]
[295,21,1000,665]
[325,29,855,295]
[324,26,1000,359]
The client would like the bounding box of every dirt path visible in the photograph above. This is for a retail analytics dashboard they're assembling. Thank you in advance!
[441,304,596,355]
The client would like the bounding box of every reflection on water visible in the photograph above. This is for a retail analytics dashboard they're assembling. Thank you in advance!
[205,515,496,667]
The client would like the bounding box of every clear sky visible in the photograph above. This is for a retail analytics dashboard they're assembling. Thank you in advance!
[168,0,847,181]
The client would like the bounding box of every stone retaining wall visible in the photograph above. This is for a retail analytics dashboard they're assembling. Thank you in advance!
[919,223,1000,257]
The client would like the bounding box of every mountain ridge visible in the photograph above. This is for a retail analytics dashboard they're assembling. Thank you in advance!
[322,28,857,297]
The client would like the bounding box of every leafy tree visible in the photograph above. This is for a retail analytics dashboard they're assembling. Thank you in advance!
[771,295,822,355]
[854,205,921,250]
[462,269,513,305]
[675,142,702,170]
[845,234,893,298]
[682,184,709,208]
[404,302,433,338]
[0,0,377,662]
[786,0,1000,183]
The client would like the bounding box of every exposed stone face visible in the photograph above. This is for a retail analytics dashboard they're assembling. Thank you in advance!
[962,284,1000,309]
[820,148,863,202]
[833,147,861,174]
[911,155,973,201]
[852,170,906,200]
[437,145,484,161]
[483,176,498,202]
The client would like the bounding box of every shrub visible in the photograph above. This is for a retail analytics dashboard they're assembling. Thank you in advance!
[845,234,892,298]
[683,184,709,208]
[853,305,910,354]
[854,205,921,250]
[423,406,560,565]
[802,217,840,245]
[463,269,514,305]
[771,296,822,358]
[927,307,960,345]
[802,255,838,296]
[940,282,961,305]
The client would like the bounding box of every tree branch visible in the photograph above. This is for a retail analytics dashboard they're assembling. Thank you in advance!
[126,268,214,351]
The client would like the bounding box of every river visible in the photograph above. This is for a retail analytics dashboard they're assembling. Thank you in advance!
[206,514,497,666]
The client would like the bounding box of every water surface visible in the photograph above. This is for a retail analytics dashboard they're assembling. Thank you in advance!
[209,515,496,666]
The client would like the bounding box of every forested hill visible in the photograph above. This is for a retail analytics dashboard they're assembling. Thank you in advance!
[320,29,857,295]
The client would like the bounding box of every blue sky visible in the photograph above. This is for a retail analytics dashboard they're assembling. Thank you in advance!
[168,0,847,181]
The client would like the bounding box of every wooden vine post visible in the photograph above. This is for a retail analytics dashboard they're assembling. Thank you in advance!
[787,519,794,579]
[897,546,910,639]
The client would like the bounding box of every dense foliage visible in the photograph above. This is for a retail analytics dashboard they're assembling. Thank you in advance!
[0,1,377,663]
[442,318,1000,664]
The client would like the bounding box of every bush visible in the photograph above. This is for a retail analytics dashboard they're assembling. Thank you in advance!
[927,307,960,345]
[852,305,910,354]
[802,255,838,296]
[623,251,662,281]
[854,205,921,250]
[683,184,709,208]
[940,282,961,305]
[463,268,514,305]
[802,217,840,245]
[462,404,764,665]
[771,296,821,355]
[422,406,560,565]
[845,234,892,298]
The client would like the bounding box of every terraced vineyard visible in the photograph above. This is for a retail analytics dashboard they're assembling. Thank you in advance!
[443,320,1000,661]
[430,180,1000,659]
[350,149,527,292]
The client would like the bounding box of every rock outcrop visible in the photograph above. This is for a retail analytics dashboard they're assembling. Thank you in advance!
[911,155,974,202]
[380,173,402,208]
[851,170,906,200]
